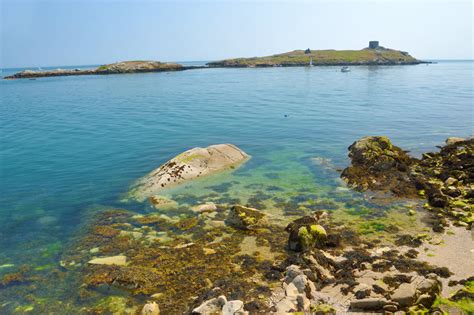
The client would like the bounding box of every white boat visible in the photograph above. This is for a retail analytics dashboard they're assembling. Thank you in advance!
[309,58,313,67]
[341,66,350,72]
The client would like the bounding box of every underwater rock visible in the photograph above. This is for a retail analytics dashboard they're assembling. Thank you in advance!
[128,144,249,201]
[285,215,327,251]
[341,136,417,197]
[192,202,217,213]
[141,301,160,315]
[226,205,267,230]
[88,255,127,266]
[148,195,177,208]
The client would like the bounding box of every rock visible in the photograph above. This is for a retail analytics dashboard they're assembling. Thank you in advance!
[141,302,160,315]
[226,205,267,230]
[222,300,246,315]
[391,283,417,307]
[291,275,308,294]
[383,303,398,312]
[415,293,436,308]
[285,282,299,298]
[444,177,457,186]
[285,215,327,251]
[296,294,310,311]
[192,296,227,314]
[148,195,176,208]
[128,144,249,201]
[415,277,441,296]
[350,297,388,311]
[445,137,466,145]
[89,247,100,254]
[274,297,296,313]
[192,203,217,213]
[88,255,127,266]
[340,136,416,197]
[284,265,304,283]
[353,283,371,299]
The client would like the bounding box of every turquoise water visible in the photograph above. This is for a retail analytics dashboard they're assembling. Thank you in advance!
[0,61,473,273]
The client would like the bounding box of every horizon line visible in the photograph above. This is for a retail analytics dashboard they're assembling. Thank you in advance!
[2,59,474,71]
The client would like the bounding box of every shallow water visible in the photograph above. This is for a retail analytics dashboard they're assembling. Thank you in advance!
[0,61,473,307]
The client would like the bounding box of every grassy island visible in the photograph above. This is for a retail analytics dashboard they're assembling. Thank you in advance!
[207,46,424,67]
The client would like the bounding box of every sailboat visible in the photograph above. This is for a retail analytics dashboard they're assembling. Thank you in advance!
[309,58,313,67]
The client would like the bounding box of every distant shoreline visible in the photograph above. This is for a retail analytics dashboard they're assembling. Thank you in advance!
[4,46,432,80]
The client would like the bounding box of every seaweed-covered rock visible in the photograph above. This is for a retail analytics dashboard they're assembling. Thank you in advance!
[342,136,473,227]
[413,138,473,227]
[141,302,160,315]
[286,215,327,251]
[128,144,249,201]
[226,205,267,230]
[341,136,417,196]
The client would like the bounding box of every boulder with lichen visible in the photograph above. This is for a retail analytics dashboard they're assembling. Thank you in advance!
[226,205,267,230]
[127,144,249,201]
[285,215,327,251]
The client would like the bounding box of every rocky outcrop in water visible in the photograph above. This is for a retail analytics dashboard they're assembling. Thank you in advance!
[4,61,186,79]
[341,136,473,228]
[128,144,250,201]
[341,136,417,196]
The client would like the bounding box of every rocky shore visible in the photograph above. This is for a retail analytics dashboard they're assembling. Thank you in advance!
[0,138,472,314]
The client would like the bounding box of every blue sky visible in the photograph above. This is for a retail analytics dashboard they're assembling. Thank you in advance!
[1,0,473,68]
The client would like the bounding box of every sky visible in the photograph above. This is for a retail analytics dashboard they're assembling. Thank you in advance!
[1,0,473,68]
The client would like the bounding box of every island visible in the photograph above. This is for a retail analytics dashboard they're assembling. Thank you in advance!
[207,41,426,67]
[4,41,428,79]
[4,60,191,79]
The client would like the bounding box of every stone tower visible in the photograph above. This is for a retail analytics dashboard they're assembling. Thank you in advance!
[369,41,379,49]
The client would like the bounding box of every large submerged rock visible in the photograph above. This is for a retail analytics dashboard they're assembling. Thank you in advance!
[128,144,249,201]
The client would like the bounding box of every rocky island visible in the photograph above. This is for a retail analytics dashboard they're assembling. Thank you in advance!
[208,41,425,67]
[4,60,188,79]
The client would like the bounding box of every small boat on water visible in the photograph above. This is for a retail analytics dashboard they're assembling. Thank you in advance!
[341,66,350,72]
[309,58,313,67]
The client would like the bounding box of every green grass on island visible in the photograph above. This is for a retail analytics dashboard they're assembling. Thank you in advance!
[207,47,422,67]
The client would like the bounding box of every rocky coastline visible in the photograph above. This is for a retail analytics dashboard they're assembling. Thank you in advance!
[0,137,472,314]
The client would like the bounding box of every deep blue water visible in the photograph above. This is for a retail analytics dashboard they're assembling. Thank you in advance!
[0,61,473,268]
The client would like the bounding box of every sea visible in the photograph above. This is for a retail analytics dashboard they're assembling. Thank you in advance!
[0,60,472,311]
